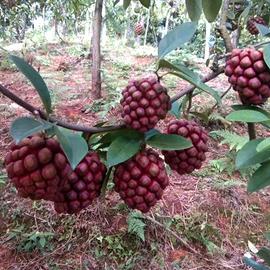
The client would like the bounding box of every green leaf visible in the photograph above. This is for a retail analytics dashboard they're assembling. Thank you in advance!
[158,59,200,80]
[264,44,270,70]
[146,134,192,150]
[139,0,150,8]
[231,104,270,128]
[169,100,182,118]
[236,139,270,169]
[248,161,270,192]
[158,59,221,104]
[144,129,160,140]
[258,247,270,265]
[39,238,46,248]
[127,211,146,242]
[94,129,144,149]
[243,256,270,270]
[265,232,270,242]
[107,136,142,167]
[123,0,131,9]
[257,138,270,152]
[158,22,197,59]
[238,4,252,25]
[10,117,53,143]
[185,0,202,21]
[257,24,270,37]
[226,110,270,123]
[55,127,88,170]
[202,0,222,22]
[9,55,52,114]
[232,105,270,116]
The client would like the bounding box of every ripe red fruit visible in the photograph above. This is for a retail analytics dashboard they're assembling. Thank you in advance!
[4,135,65,201]
[247,17,267,35]
[134,23,144,36]
[225,48,270,105]
[53,152,107,214]
[162,120,208,175]
[114,149,169,213]
[120,77,171,132]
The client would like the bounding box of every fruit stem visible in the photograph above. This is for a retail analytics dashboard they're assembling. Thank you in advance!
[101,167,113,199]
[211,85,232,111]
[248,123,256,140]
[186,91,193,117]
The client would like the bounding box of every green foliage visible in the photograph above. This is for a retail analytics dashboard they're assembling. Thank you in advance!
[264,44,270,70]
[169,100,182,118]
[158,22,197,59]
[127,211,146,241]
[7,228,54,252]
[107,135,143,167]
[172,214,222,254]
[185,0,222,22]
[248,161,270,192]
[236,139,270,169]
[185,0,202,21]
[96,233,140,264]
[210,155,237,176]
[146,133,192,150]
[10,117,53,144]
[244,234,270,270]
[202,0,222,22]
[18,231,54,252]
[0,52,16,71]
[210,130,251,176]
[0,173,7,187]
[211,178,244,190]
[55,127,88,170]
[10,55,52,114]
[139,0,151,8]
[226,110,270,123]
[230,105,270,128]
[158,59,221,104]
[244,256,270,270]
[257,138,270,152]
[210,130,249,151]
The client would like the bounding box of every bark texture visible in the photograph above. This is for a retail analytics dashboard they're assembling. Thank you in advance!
[92,0,104,99]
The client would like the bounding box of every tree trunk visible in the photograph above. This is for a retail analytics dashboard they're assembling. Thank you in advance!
[219,0,233,52]
[144,6,151,46]
[204,20,211,61]
[92,0,104,99]
[231,27,241,48]
[164,9,171,37]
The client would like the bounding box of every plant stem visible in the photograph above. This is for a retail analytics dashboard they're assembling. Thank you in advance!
[101,167,113,199]
[170,67,224,103]
[0,67,224,134]
[211,85,232,111]
[248,123,256,140]
[144,214,199,255]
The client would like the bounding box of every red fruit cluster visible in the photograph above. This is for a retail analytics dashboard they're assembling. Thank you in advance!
[225,48,270,105]
[114,149,169,213]
[54,152,107,214]
[4,135,64,201]
[4,135,107,214]
[162,120,208,175]
[120,77,171,132]
[135,23,144,35]
[247,17,267,35]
